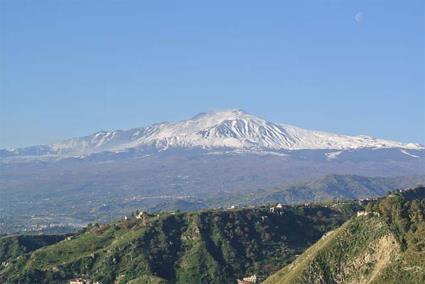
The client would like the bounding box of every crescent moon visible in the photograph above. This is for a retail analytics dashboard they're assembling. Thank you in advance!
[355,12,364,23]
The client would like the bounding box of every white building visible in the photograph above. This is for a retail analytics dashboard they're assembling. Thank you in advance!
[270,203,285,213]
[69,278,91,284]
[136,211,146,219]
[242,274,258,283]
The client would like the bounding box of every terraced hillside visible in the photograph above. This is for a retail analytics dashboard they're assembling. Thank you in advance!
[263,186,425,284]
[0,203,353,284]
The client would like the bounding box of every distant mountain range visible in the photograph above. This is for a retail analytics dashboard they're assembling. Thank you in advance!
[1,109,423,161]
[212,174,425,207]
[1,110,424,234]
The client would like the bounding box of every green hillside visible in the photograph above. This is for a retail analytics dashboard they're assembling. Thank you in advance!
[263,186,425,284]
[0,235,65,264]
[0,204,351,284]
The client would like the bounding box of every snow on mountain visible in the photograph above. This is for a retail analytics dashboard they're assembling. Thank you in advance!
[2,109,423,158]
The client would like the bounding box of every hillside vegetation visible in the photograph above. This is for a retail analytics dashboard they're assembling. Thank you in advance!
[263,186,425,284]
[0,204,352,283]
[0,235,65,264]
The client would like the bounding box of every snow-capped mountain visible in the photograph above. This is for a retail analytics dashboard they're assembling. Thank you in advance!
[1,110,424,228]
[2,109,423,160]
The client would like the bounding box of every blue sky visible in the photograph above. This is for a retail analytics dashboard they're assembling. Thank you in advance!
[1,0,424,148]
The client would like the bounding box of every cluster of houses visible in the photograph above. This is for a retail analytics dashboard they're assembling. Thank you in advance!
[237,274,258,284]
[69,278,100,284]
[69,279,87,284]
[123,211,152,221]
[135,211,146,219]
[71,275,257,284]
[269,203,285,214]
[226,203,287,216]
[356,211,380,217]
[124,210,178,221]
[357,197,379,206]
[357,187,420,207]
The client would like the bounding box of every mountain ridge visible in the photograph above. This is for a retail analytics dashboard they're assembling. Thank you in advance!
[2,188,424,284]
[1,109,423,161]
[0,198,354,283]
[262,186,425,284]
